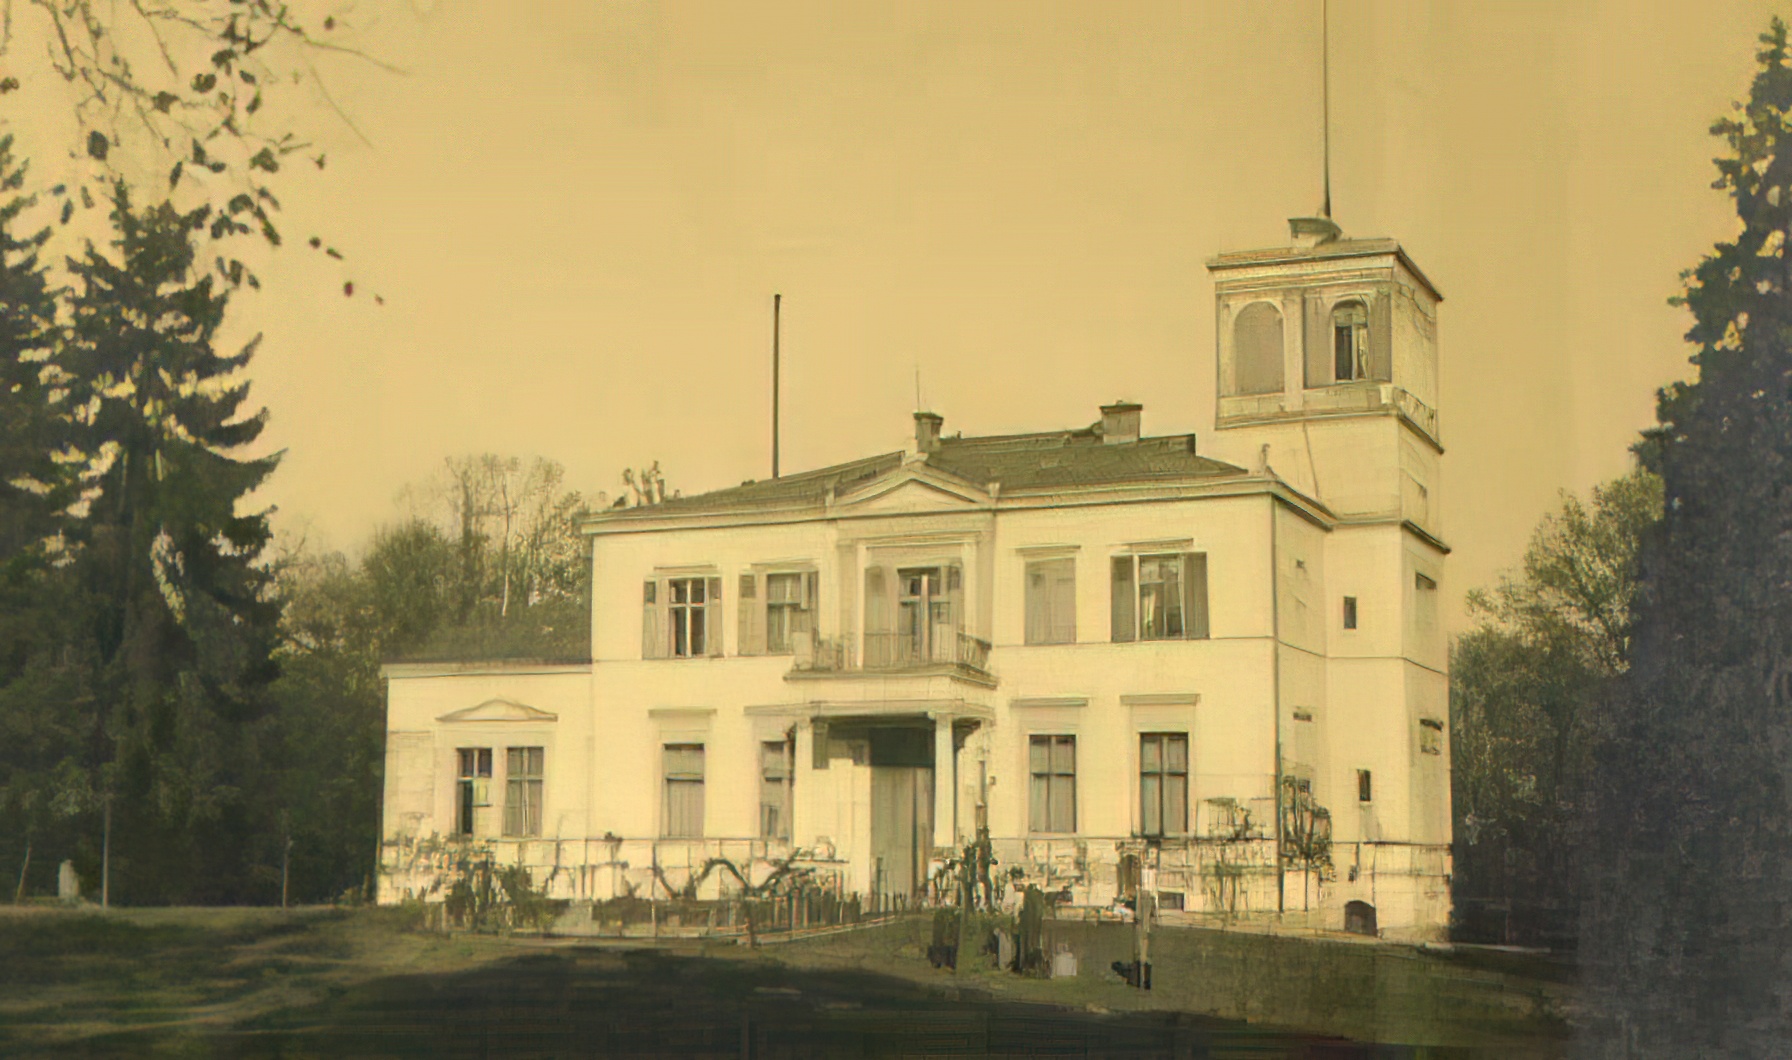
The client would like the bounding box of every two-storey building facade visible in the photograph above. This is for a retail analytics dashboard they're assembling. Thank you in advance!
[378,217,1453,939]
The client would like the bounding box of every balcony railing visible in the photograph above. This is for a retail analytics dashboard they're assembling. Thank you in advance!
[792,628,992,676]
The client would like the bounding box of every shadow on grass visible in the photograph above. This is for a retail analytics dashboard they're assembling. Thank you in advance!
[50,946,1437,1059]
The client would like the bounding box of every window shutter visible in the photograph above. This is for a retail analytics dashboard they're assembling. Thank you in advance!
[864,565,891,635]
[738,572,764,655]
[642,578,663,659]
[946,563,965,635]
[1303,293,1330,388]
[796,570,818,634]
[1185,553,1210,639]
[1025,564,1049,645]
[1053,560,1077,643]
[1368,291,1393,382]
[1110,556,1136,642]
[706,576,724,656]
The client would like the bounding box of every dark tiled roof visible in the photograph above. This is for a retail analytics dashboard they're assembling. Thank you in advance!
[927,429,1241,491]
[593,425,1245,523]
[596,452,902,520]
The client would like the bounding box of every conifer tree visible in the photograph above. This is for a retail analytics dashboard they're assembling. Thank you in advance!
[0,136,85,900]
[0,134,71,561]
[60,185,282,903]
[1581,18,1792,1055]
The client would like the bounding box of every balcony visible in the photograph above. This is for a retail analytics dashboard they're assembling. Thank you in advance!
[791,629,993,678]
[1216,382,1439,445]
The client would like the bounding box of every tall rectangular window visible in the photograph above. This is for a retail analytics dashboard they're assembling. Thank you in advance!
[1024,557,1077,645]
[1111,553,1209,642]
[1028,735,1077,834]
[759,739,793,840]
[1332,301,1368,381]
[1342,595,1358,630]
[663,744,706,837]
[1358,769,1374,802]
[764,572,805,654]
[503,747,543,838]
[1139,733,1189,837]
[456,748,492,837]
[669,577,707,657]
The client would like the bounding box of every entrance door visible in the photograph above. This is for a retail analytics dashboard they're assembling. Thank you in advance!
[868,727,935,902]
[870,767,934,902]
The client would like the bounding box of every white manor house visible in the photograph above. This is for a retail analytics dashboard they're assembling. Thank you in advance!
[378,214,1453,940]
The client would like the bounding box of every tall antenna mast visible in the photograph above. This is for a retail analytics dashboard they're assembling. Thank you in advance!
[771,293,781,480]
[1321,0,1332,219]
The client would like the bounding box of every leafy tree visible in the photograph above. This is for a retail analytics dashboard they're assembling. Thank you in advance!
[1580,18,1792,1053]
[57,184,281,904]
[394,455,594,662]
[1449,470,1660,947]
[0,1,397,295]
[259,457,595,903]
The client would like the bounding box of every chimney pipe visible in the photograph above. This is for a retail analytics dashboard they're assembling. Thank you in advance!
[1100,401,1142,445]
[914,411,943,454]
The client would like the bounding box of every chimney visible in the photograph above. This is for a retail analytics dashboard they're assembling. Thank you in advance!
[1100,401,1141,445]
[914,410,944,453]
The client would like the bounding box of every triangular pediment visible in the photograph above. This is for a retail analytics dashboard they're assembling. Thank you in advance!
[834,465,990,513]
[437,698,558,724]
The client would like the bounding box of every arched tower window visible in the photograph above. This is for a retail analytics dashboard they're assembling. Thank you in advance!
[1331,300,1368,382]
[1232,302,1284,396]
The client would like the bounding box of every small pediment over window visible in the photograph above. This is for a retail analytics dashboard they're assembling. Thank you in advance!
[437,699,558,724]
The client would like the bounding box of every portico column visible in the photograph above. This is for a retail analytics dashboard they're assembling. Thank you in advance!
[933,713,956,850]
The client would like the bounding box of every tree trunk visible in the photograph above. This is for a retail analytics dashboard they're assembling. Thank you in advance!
[14,837,30,904]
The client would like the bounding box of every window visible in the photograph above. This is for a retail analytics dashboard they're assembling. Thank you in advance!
[760,739,793,840]
[1419,718,1444,756]
[669,577,708,657]
[1111,553,1209,642]
[1415,572,1437,592]
[503,747,543,838]
[765,573,806,654]
[738,570,816,655]
[643,575,722,659]
[1332,300,1368,382]
[1342,595,1358,630]
[1028,735,1077,834]
[1024,557,1076,645]
[864,564,962,666]
[1232,301,1285,396]
[663,743,706,837]
[456,748,492,837]
[1139,733,1189,837]
[1358,769,1373,803]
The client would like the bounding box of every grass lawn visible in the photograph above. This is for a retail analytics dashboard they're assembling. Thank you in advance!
[0,905,1567,1057]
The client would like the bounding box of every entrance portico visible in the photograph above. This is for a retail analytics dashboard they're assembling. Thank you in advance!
[761,691,990,902]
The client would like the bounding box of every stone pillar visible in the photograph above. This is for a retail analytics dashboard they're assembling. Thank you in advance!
[933,714,956,850]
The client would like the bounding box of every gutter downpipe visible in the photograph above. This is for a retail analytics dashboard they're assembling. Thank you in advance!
[1270,493,1286,917]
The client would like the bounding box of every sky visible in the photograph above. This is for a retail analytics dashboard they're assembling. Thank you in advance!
[14,1,1781,629]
